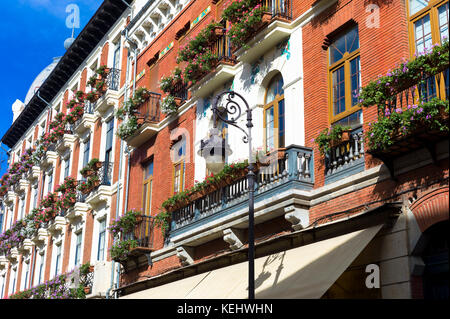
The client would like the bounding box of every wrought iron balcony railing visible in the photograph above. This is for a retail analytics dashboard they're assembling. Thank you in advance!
[97,161,113,187]
[172,82,188,101]
[212,31,237,67]
[106,68,121,91]
[261,0,293,21]
[123,215,155,253]
[134,92,161,123]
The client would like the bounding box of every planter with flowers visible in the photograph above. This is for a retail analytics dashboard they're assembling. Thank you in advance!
[77,175,100,195]
[108,209,142,238]
[365,98,449,152]
[110,239,138,262]
[314,125,352,156]
[360,41,449,153]
[41,192,57,209]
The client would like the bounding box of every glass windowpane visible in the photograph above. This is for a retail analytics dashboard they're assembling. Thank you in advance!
[409,0,430,16]
[439,3,449,42]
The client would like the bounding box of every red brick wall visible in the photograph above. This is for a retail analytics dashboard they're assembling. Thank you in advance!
[410,186,449,232]
[303,0,410,188]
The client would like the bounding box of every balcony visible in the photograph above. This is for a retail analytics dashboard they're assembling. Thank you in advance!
[74,102,96,136]
[324,126,365,184]
[121,215,155,269]
[94,68,121,117]
[55,123,76,154]
[367,68,449,178]
[170,145,314,246]
[25,166,41,183]
[234,0,293,63]
[41,144,58,168]
[125,92,162,148]
[85,161,114,207]
[65,190,90,225]
[190,33,239,98]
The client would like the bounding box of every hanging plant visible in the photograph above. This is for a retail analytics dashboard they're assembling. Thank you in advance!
[314,125,352,155]
[108,209,141,238]
[110,239,138,262]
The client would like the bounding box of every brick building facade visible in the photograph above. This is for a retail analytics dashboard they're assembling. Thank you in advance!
[0,0,448,299]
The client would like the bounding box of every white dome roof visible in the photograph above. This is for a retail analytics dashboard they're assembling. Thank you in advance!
[24,56,61,105]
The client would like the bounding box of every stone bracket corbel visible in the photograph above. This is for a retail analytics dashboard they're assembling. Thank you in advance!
[223,228,245,250]
[176,246,195,266]
[284,205,309,230]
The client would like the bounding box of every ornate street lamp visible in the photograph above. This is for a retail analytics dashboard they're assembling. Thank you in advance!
[200,90,256,299]
[198,127,232,174]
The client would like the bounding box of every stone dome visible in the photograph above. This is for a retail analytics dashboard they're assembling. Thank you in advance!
[24,56,61,105]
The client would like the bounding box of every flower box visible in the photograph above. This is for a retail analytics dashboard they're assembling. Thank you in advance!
[81,169,95,178]
[92,161,103,170]
[213,26,224,37]
[174,97,183,107]
[261,12,272,26]
[330,130,352,148]
[136,117,146,125]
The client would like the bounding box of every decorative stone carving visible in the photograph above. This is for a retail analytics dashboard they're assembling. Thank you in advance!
[284,205,309,230]
[223,228,245,250]
[176,246,194,266]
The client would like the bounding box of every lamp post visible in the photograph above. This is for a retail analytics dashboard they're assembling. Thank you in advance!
[201,90,255,299]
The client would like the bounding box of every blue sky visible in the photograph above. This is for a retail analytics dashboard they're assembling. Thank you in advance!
[0,1,103,174]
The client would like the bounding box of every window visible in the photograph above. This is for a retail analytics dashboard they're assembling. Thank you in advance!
[37,252,45,285]
[105,119,114,163]
[47,170,53,194]
[32,184,38,209]
[1,275,5,298]
[54,243,62,277]
[112,42,121,90]
[408,0,449,98]
[263,74,285,152]
[83,137,91,168]
[64,155,71,179]
[10,268,17,295]
[142,160,153,216]
[97,219,106,261]
[74,231,82,266]
[21,260,29,290]
[328,25,361,124]
[409,0,449,54]
[19,195,25,220]
[172,139,186,194]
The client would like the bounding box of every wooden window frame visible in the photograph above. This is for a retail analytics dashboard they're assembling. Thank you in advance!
[142,161,153,216]
[327,40,361,124]
[407,0,448,57]
[407,0,449,99]
[263,76,285,153]
[172,160,185,195]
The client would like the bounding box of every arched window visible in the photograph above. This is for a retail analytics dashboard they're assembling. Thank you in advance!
[264,73,285,152]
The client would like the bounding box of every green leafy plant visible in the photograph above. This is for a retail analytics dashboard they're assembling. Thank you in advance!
[116,116,139,139]
[110,239,138,262]
[153,211,171,237]
[108,209,141,238]
[358,40,449,112]
[314,124,352,155]
[365,98,449,151]
[160,95,179,115]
